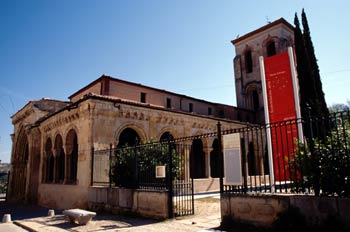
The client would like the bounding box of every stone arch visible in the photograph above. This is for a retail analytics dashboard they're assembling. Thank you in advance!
[158,127,178,141]
[115,123,147,146]
[44,137,54,183]
[65,128,78,183]
[190,138,207,179]
[245,83,261,111]
[54,134,65,183]
[9,126,29,201]
[116,128,141,148]
[159,131,174,141]
[262,35,278,57]
[63,124,79,142]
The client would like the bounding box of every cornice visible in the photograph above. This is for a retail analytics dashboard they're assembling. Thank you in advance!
[42,112,80,133]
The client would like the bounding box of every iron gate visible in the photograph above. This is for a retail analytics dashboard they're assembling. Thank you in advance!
[171,143,194,217]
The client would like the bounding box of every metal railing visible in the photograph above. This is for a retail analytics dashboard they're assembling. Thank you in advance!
[91,110,350,198]
[223,111,350,197]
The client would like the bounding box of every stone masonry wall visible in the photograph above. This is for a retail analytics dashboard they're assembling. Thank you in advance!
[221,194,350,228]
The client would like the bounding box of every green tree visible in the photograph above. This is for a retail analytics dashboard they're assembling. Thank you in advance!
[111,141,180,188]
[302,9,329,122]
[294,13,317,139]
[329,103,350,113]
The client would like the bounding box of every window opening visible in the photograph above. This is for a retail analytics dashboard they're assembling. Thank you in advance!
[140,92,146,103]
[245,50,253,73]
[267,41,276,57]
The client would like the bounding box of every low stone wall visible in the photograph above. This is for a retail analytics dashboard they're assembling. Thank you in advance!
[88,186,169,219]
[193,178,220,193]
[221,193,350,228]
[38,184,89,210]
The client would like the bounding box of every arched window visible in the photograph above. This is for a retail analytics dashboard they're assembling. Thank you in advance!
[117,128,141,148]
[190,138,206,179]
[66,129,78,183]
[267,41,276,57]
[245,50,253,73]
[54,135,65,183]
[246,85,260,111]
[45,138,54,183]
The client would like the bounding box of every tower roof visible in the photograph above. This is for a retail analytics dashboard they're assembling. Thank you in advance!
[231,18,294,45]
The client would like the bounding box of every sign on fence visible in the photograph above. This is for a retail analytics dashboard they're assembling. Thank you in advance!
[223,133,242,185]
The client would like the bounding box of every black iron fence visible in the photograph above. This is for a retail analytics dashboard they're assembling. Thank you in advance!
[223,111,350,197]
[91,110,350,198]
[91,140,195,217]
[0,171,9,201]
[92,142,172,190]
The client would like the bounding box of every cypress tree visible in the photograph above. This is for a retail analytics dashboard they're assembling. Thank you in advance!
[294,13,317,121]
[301,9,329,121]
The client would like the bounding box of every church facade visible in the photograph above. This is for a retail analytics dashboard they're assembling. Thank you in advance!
[8,18,295,209]
[8,75,251,208]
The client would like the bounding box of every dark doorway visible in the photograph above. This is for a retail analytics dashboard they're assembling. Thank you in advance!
[190,139,206,179]
[66,129,78,183]
[210,139,220,178]
[54,135,65,183]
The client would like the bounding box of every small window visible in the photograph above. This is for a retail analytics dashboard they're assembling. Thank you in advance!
[189,103,193,113]
[267,41,276,57]
[208,107,212,115]
[245,50,253,73]
[166,98,171,108]
[219,110,225,118]
[140,92,146,103]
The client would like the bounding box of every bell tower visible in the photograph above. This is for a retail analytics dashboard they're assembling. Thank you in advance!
[232,18,294,123]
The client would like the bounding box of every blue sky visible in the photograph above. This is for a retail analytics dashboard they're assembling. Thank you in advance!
[1,0,349,163]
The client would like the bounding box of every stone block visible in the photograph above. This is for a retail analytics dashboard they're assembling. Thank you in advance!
[119,188,133,208]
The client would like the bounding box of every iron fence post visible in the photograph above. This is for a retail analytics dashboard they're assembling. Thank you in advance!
[167,137,174,218]
[5,170,10,202]
[217,121,224,194]
[109,143,112,188]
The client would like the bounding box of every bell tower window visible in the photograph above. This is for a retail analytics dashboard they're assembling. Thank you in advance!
[267,41,276,57]
[245,50,253,73]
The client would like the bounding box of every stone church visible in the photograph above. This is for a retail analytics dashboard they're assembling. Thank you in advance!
[8,18,294,209]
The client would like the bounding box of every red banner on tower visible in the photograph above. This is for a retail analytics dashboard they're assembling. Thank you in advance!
[263,51,299,182]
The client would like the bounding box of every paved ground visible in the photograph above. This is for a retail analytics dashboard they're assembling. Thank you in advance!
[0,194,221,232]
[0,193,255,232]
